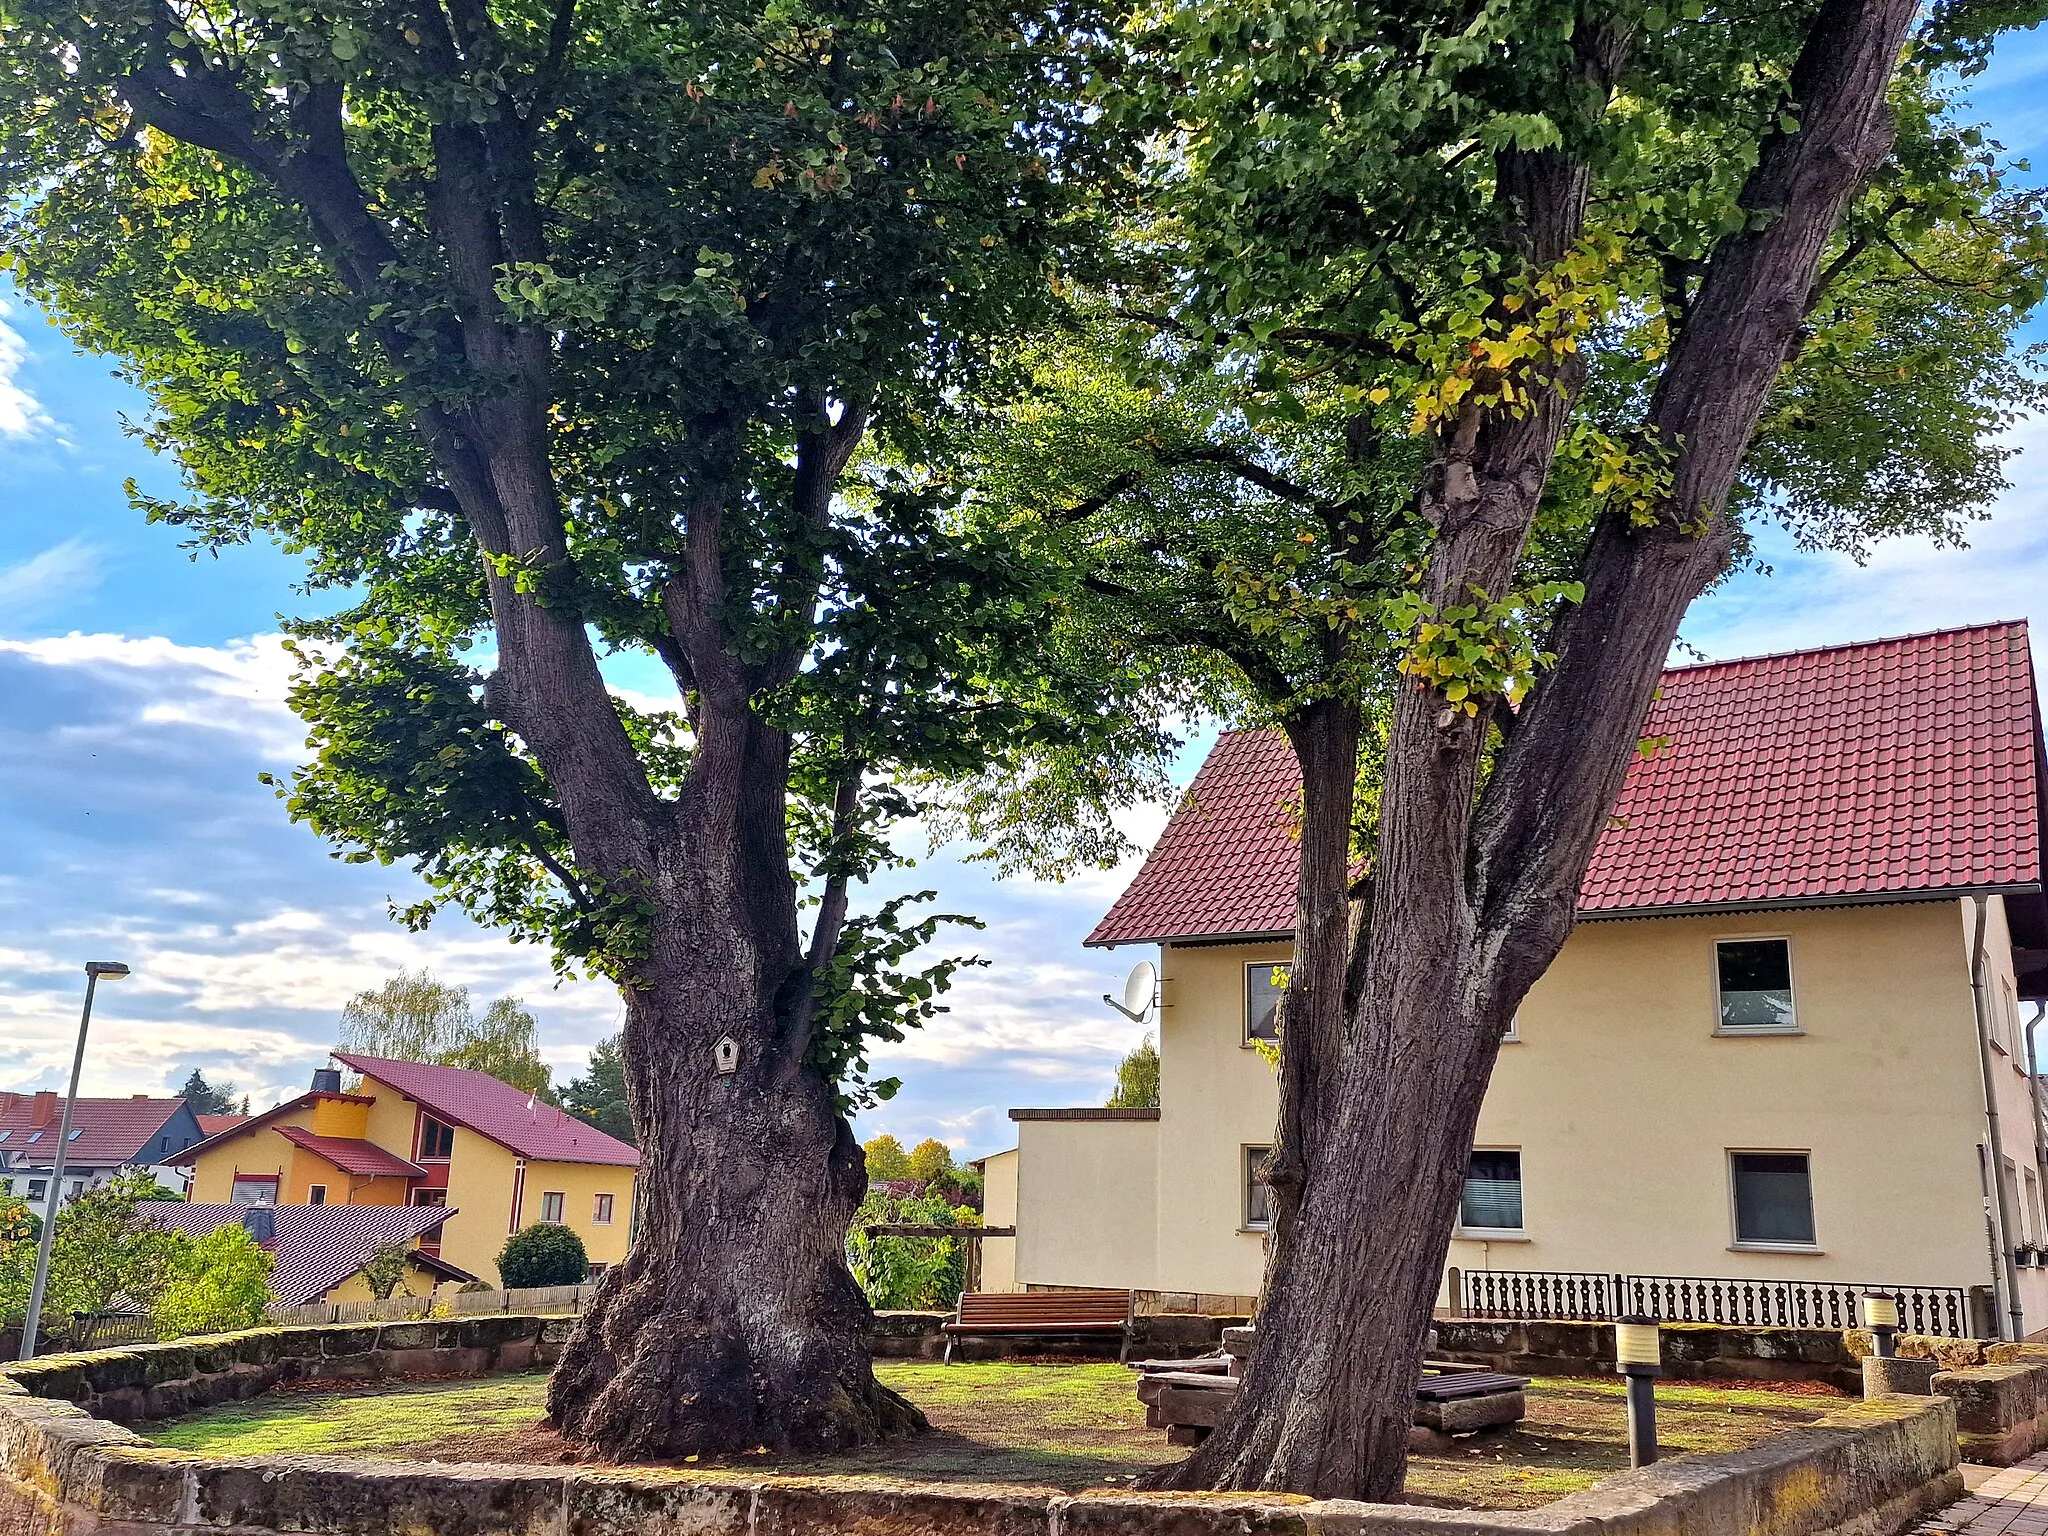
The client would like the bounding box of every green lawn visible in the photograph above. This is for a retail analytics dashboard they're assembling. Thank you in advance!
[146,1363,1831,1506]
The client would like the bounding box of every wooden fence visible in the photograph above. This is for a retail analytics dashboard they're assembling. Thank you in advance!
[265,1282,598,1329]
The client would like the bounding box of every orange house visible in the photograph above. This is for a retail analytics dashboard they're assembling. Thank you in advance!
[179,1054,639,1285]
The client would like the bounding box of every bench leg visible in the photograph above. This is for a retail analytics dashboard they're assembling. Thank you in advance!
[1118,1329,1131,1365]
[943,1335,955,1365]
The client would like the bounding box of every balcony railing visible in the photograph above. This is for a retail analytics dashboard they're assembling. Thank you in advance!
[1450,1267,1971,1338]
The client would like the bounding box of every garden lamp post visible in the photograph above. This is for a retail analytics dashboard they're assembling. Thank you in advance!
[1614,1316,1662,1468]
[1860,1292,1900,1359]
[19,961,129,1361]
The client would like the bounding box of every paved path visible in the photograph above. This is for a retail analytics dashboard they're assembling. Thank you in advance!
[1916,1455,2048,1535]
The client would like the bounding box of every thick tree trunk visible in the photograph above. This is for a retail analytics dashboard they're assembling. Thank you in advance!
[1157,0,1914,1503]
[547,716,926,1458]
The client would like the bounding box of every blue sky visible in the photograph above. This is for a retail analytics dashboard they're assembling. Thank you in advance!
[5,35,2048,1161]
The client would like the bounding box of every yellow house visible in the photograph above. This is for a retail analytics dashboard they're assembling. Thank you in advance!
[180,1052,639,1285]
[990,622,2048,1339]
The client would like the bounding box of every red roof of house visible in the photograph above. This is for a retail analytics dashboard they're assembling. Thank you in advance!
[0,1094,196,1168]
[195,1115,249,1138]
[167,1090,375,1166]
[140,1202,464,1305]
[272,1125,427,1179]
[1088,622,2046,945]
[331,1053,640,1167]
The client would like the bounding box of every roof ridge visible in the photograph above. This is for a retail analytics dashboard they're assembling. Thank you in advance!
[1660,618,2030,677]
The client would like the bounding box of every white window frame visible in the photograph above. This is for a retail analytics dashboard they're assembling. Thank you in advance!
[1241,1145,1272,1231]
[540,1190,566,1224]
[307,1183,328,1206]
[1455,1147,1527,1239]
[1243,962,1291,1048]
[1712,935,1801,1036]
[1727,1148,1821,1253]
[593,1192,615,1225]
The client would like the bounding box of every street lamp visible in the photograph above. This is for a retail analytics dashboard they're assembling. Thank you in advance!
[1860,1292,1901,1359]
[1614,1316,1662,1469]
[19,961,129,1361]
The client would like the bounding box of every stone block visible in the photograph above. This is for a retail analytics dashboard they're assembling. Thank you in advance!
[1519,1321,1605,1362]
[373,1322,435,1351]
[135,1345,195,1386]
[319,1327,379,1357]
[1056,1491,1311,1536]
[456,1314,544,1351]
[565,1471,756,1536]
[1429,1321,1522,1357]
[9,1360,88,1402]
[540,1317,580,1344]
[76,1445,196,1523]
[1863,1356,1940,1397]
[1934,1362,2048,1465]
[140,1381,192,1420]
[370,1346,494,1378]
[1220,1327,1256,1359]
[494,1340,538,1372]
[195,1455,569,1535]
[755,1478,1052,1536]
[1136,1314,1223,1350]
[230,1328,291,1365]
[81,1352,147,1395]
[1412,1390,1525,1435]
[315,1352,381,1382]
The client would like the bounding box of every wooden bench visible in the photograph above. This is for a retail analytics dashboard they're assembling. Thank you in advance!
[941,1289,1135,1363]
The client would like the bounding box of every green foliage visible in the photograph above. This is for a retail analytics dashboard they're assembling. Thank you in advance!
[338,969,555,1101]
[845,1191,978,1309]
[0,1171,185,1332]
[151,1225,274,1337]
[561,1034,634,1146]
[177,1070,248,1118]
[497,1223,588,1289]
[905,1139,955,1184]
[358,1244,412,1302]
[862,1134,911,1182]
[0,0,1146,1113]
[1106,1035,1160,1110]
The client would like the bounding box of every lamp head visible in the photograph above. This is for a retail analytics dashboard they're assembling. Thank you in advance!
[84,961,130,980]
[1860,1293,1901,1331]
[1614,1317,1662,1368]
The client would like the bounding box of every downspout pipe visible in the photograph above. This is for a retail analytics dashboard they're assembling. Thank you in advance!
[1970,894,2027,1341]
[2025,1001,2048,1247]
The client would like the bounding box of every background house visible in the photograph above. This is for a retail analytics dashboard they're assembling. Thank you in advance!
[141,1202,466,1303]
[989,622,2048,1336]
[0,1092,206,1216]
[177,1053,638,1284]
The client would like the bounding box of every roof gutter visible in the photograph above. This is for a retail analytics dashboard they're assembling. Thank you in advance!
[1100,884,2048,950]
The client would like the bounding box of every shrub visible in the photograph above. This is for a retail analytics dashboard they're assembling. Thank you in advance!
[458,1279,495,1293]
[151,1225,273,1336]
[498,1222,588,1288]
[846,1191,979,1309]
[359,1243,411,1301]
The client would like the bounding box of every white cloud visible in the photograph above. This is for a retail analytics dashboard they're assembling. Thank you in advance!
[0,630,307,759]
[0,540,105,622]
[0,302,56,441]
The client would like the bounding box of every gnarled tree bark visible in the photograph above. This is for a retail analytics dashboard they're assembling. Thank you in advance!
[1152,0,1914,1500]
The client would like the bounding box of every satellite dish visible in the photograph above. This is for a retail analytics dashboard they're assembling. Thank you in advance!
[1104,960,1156,1024]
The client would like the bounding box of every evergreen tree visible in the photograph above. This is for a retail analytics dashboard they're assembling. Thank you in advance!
[561,1035,634,1145]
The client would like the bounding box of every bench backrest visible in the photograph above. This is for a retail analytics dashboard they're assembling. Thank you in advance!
[956,1289,1130,1326]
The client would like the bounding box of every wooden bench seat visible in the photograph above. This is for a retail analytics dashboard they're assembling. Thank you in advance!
[941,1289,1135,1363]
[1136,1360,1529,1444]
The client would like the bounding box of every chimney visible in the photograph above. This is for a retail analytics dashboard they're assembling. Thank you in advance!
[30,1092,58,1128]
[241,1207,276,1245]
[131,1093,149,1101]
[310,1067,342,1095]
[0,1093,20,1115]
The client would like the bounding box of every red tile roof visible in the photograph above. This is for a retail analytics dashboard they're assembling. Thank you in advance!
[272,1126,427,1179]
[195,1115,249,1138]
[1087,622,2046,945]
[141,1202,459,1305]
[0,1095,198,1168]
[331,1053,640,1167]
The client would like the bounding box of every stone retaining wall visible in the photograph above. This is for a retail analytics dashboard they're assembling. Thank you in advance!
[1930,1350,2048,1466]
[0,1320,1967,1536]
[871,1310,1244,1361]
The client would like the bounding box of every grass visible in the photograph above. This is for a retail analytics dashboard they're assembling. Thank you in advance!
[145,1363,1833,1507]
